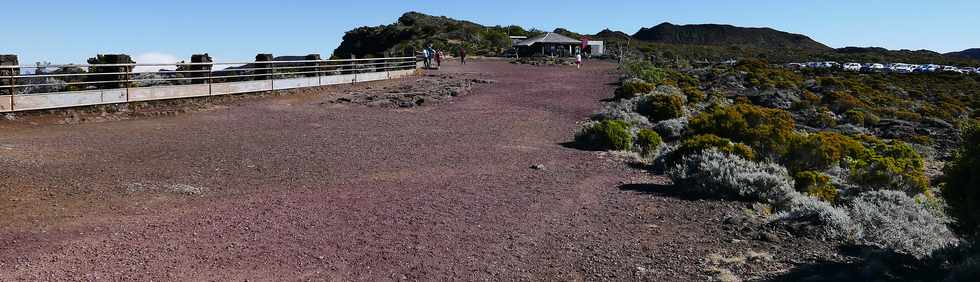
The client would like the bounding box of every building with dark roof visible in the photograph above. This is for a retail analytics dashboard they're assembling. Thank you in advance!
[515,33,582,57]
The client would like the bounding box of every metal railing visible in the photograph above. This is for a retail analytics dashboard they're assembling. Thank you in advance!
[0,56,419,112]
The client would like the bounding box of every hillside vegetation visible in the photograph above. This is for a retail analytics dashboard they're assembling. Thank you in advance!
[577,57,980,280]
[332,12,539,59]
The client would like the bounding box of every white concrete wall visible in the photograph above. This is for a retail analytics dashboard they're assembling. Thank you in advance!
[5,68,416,112]
[321,74,356,86]
[211,80,273,96]
[357,72,388,82]
[0,95,11,112]
[129,84,210,102]
[12,89,126,112]
[273,77,319,90]
[389,69,415,79]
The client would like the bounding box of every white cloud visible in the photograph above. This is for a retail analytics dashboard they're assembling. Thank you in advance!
[133,52,180,73]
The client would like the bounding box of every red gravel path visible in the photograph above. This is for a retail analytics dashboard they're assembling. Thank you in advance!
[0,60,828,281]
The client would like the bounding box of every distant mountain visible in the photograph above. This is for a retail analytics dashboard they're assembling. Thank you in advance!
[947,48,980,60]
[632,23,832,51]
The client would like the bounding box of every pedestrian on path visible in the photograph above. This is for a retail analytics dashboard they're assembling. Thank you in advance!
[436,50,443,67]
[422,47,431,69]
[459,47,467,65]
[576,53,582,69]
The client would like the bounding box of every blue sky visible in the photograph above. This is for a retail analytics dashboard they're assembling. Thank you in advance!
[5,0,979,65]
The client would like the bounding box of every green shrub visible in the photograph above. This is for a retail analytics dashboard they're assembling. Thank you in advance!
[682,85,706,104]
[943,122,980,238]
[894,110,923,122]
[849,136,929,196]
[688,104,797,157]
[624,61,669,85]
[575,120,633,151]
[668,134,755,165]
[734,59,803,90]
[785,132,865,172]
[636,129,663,156]
[808,109,838,129]
[618,78,655,98]
[843,108,879,126]
[640,95,685,122]
[822,91,867,113]
[794,171,839,204]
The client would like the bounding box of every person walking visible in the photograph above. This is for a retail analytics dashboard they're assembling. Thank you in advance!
[436,50,443,68]
[422,47,431,69]
[576,52,582,69]
[459,47,467,65]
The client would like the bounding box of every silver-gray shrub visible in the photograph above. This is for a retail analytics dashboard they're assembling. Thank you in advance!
[666,148,796,203]
[594,96,652,128]
[848,190,957,258]
[654,117,688,139]
[669,149,862,240]
[775,195,862,241]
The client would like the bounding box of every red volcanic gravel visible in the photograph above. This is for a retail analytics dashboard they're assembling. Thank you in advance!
[0,60,839,281]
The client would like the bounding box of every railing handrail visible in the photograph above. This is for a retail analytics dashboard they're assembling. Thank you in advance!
[0,56,416,69]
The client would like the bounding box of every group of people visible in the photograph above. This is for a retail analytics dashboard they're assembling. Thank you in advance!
[421,44,466,69]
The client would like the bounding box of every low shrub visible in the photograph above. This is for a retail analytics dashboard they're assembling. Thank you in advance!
[618,78,655,98]
[682,85,706,104]
[639,94,686,122]
[943,122,980,239]
[807,109,838,129]
[843,108,880,127]
[575,120,633,151]
[734,59,803,90]
[848,191,957,258]
[784,132,865,172]
[894,110,923,122]
[654,117,688,140]
[594,97,652,127]
[636,129,663,157]
[669,134,755,165]
[823,91,867,113]
[775,195,861,241]
[667,148,795,203]
[794,171,839,204]
[849,136,930,196]
[624,61,669,85]
[688,103,797,157]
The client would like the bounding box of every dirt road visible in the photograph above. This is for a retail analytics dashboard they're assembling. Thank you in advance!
[0,60,827,281]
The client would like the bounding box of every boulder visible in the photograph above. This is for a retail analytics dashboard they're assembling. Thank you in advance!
[0,55,18,95]
[86,54,134,89]
[189,53,213,84]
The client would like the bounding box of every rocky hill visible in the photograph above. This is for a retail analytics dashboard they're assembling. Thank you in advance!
[331,12,535,59]
[632,23,832,51]
[947,48,980,60]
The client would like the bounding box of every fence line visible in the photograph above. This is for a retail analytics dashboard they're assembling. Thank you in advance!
[0,56,420,113]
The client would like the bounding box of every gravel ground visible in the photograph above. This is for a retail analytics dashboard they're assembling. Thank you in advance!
[0,60,840,281]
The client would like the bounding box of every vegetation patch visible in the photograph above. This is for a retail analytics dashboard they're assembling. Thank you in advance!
[575,120,633,151]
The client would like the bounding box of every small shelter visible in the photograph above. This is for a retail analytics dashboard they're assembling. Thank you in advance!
[515,33,581,58]
[509,36,528,47]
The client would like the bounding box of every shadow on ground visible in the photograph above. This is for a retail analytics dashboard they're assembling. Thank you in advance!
[618,183,714,202]
[763,245,952,282]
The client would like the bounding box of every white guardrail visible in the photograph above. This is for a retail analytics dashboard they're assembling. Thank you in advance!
[0,56,419,112]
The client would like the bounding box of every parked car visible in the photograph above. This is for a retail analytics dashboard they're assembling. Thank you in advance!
[843,63,862,71]
[862,63,886,72]
[942,66,963,73]
[915,64,936,73]
[787,63,806,69]
[959,67,976,74]
[890,63,914,73]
